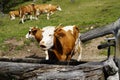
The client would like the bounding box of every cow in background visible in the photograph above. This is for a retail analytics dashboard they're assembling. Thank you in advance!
[9,10,19,20]
[34,4,62,20]
[19,3,35,24]
[45,4,62,20]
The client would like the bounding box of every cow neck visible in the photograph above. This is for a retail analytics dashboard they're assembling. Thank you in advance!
[49,36,63,55]
[35,29,42,43]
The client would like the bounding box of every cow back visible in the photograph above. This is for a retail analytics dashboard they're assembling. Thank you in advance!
[54,27,76,60]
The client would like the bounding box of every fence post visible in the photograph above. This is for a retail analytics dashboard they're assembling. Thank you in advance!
[115,29,120,58]
[114,29,120,80]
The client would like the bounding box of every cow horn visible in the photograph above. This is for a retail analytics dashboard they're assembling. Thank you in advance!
[36,26,38,28]
[29,27,33,29]
[56,23,63,28]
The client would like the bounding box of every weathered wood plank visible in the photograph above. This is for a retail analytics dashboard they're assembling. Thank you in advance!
[0,57,86,65]
[80,18,120,42]
[0,61,43,80]
[0,60,105,80]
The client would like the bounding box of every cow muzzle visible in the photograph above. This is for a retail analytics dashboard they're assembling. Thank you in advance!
[40,44,46,49]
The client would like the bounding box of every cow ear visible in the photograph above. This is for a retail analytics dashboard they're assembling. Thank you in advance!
[36,26,38,28]
[32,29,37,35]
[55,29,65,38]
[59,32,65,37]
[74,25,79,32]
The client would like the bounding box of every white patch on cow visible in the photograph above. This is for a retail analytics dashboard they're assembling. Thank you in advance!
[25,33,35,39]
[62,26,74,34]
[57,6,62,11]
[40,26,55,50]
[26,33,30,38]
[25,29,35,39]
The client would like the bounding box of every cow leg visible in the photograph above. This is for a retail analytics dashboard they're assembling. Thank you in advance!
[77,45,82,61]
[11,15,15,20]
[29,15,33,20]
[34,16,38,20]
[52,50,62,61]
[50,11,54,15]
[66,55,72,61]
[34,9,39,20]
[47,13,50,20]
[21,15,25,24]
[34,15,38,20]
[45,50,49,60]
[61,54,67,61]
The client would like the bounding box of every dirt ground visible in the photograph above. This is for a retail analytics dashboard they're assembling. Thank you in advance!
[0,36,108,62]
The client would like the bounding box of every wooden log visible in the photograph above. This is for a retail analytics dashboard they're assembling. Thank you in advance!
[0,60,105,80]
[33,61,105,80]
[0,57,86,65]
[0,61,43,80]
[80,18,120,42]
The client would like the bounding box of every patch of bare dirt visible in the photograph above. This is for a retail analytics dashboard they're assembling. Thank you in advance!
[0,38,45,58]
[0,36,108,61]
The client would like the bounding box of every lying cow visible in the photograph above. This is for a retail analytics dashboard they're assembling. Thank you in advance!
[40,25,82,61]
[34,4,62,20]
[9,10,19,20]
[19,4,35,23]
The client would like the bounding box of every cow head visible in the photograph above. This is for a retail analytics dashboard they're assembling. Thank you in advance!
[56,6,62,11]
[26,27,42,42]
[26,27,35,39]
[39,26,55,50]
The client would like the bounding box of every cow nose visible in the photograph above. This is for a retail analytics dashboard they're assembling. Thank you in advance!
[40,41,44,45]
[40,41,46,48]
[40,44,46,48]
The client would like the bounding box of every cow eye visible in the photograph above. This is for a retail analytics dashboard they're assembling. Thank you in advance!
[29,31,31,34]
[49,34,52,36]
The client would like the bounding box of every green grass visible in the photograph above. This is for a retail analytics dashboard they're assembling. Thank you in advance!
[0,0,120,44]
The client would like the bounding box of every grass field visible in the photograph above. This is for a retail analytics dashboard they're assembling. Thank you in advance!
[0,0,120,44]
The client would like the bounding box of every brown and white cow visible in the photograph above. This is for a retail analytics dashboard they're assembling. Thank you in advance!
[19,4,35,23]
[34,4,62,20]
[40,25,82,61]
[9,10,19,20]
